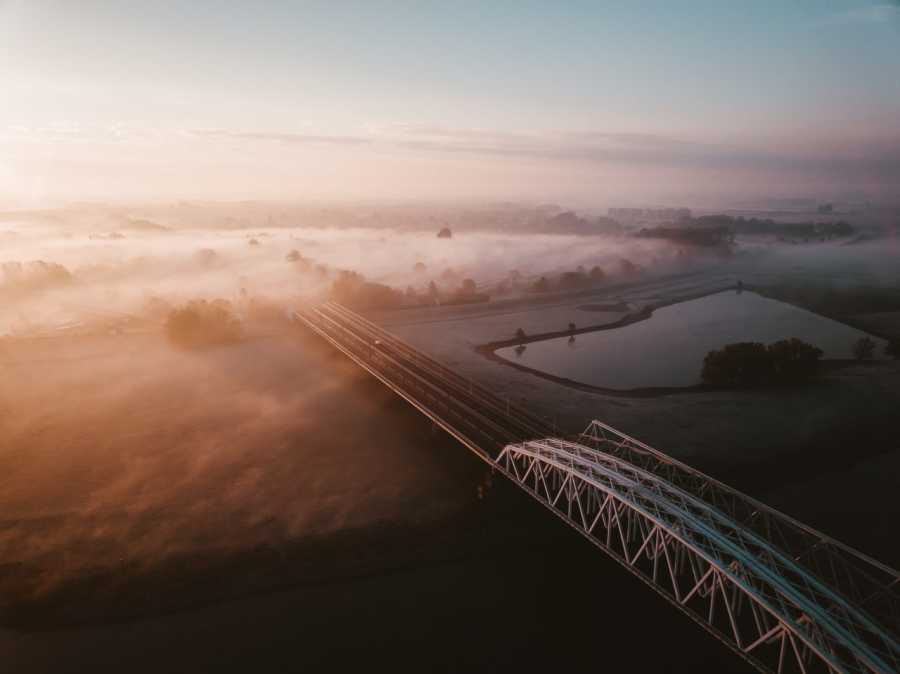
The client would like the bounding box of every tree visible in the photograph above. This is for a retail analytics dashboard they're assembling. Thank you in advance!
[702,338,823,387]
[285,249,302,262]
[460,278,477,295]
[194,248,218,266]
[413,261,427,273]
[589,265,605,281]
[701,342,773,387]
[558,270,588,290]
[852,336,876,361]
[330,270,404,310]
[165,299,242,349]
[437,227,452,239]
[568,322,576,333]
[619,258,639,275]
[886,338,900,360]
[532,276,550,293]
[427,281,439,300]
[515,327,527,341]
[767,338,823,384]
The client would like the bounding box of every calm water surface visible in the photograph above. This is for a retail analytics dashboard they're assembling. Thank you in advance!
[496,291,884,390]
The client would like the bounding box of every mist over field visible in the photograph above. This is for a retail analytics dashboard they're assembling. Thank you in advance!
[0,203,685,606]
[2,199,899,602]
[2,3,900,672]
[0,206,694,337]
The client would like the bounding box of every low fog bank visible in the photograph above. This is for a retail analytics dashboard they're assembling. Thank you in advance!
[0,204,738,337]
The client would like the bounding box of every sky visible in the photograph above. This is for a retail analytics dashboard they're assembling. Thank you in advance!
[1,0,899,207]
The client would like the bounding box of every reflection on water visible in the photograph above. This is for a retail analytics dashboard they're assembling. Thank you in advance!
[496,291,885,390]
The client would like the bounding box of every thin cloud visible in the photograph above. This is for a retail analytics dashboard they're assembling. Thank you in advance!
[189,129,371,146]
[818,3,900,26]
[185,123,900,187]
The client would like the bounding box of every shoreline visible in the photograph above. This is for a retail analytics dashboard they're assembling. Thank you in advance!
[475,285,733,398]
[475,285,884,398]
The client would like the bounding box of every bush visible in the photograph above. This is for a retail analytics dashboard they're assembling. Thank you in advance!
[701,338,823,387]
[852,336,876,361]
[165,300,242,349]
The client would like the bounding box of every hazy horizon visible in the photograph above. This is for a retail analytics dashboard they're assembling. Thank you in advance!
[2,1,899,207]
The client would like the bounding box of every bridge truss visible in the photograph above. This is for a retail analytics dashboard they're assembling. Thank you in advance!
[498,429,900,673]
[296,302,899,674]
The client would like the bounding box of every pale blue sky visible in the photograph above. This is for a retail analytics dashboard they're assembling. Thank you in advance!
[1,1,899,204]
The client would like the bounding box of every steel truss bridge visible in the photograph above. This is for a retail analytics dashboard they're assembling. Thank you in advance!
[295,302,900,674]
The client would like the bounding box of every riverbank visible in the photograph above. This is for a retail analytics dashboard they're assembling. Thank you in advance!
[477,286,887,398]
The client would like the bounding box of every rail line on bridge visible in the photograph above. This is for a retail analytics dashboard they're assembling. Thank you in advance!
[295,301,900,674]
